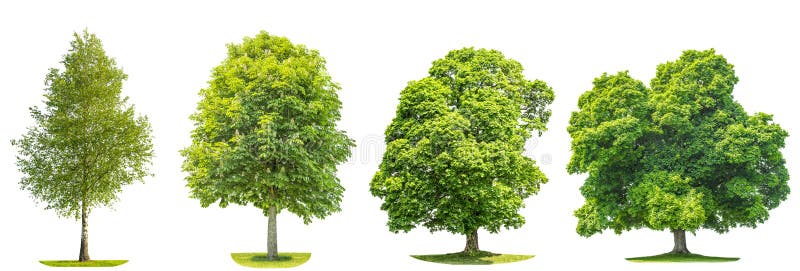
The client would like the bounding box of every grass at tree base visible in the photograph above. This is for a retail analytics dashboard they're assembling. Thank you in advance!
[39,260,128,267]
[626,252,739,263]
[230,252,310,268]
[411,250,533,265]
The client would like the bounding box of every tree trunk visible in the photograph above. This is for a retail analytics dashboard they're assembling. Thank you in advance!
[267,205,278,260]
[79,202,90,261]
[463,229,479,254]
[671,229,690,254]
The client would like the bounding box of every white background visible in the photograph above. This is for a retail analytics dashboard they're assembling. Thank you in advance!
[1,1,798,270]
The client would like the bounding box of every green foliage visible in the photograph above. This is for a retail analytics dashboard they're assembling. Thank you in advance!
[182,31,353,222]
[371,48,554,236]
[12,30,153,219]
[568,49,789,237]
[411,251,533,265]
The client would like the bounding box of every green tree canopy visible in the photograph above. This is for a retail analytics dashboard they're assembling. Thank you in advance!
[568,49,789,254]
[181,31,353,260]
[370,48,554,254]
[12,30,154,261]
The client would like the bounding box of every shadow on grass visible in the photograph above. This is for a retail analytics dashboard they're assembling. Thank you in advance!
[250,255,293,262]
[626,252,739,263]
[411,250,534,265]
[231,252,310,268]
[39,260,128,267]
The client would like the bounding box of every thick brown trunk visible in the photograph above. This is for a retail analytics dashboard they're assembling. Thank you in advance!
[267,205,278,260]
[79,202,90,261]
[671,229,690,254]
[463,230,479,254]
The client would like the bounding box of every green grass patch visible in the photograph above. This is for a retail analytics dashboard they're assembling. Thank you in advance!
[411,250,533,265]
[626,253,739,263]
[230,252,311,268]
[39,260,128,267]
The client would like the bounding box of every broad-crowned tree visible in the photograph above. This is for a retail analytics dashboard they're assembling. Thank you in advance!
[569,49,789,254]
[12,30,154,261]
[182,31,353,260]
[371,48,554,254]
